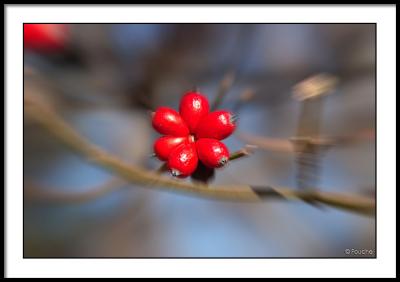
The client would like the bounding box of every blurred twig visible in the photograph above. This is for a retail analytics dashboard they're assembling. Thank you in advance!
[237,132,293,153]
[229,145,257,161]
[211,71,235,111]
[238,132,374,153]
[292,73,338,101]
[293,73,338,190]
[25,178,126,203]
[232,88,255,113]
[23,92,375,215]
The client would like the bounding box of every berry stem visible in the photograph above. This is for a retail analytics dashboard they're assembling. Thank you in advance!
[229,145,257,161]
[155,163,169,174]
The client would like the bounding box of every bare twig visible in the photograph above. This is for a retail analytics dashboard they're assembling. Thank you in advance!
[333,128,375,146]
[239,133,374,154]
[293,75,327,190]
[292,73,338,101]
[23,93,375,215]
[25,178,126,203]
[232,88,255,113]
[211,71,235,111]
[237,132,294,153]
[229,145,257,161]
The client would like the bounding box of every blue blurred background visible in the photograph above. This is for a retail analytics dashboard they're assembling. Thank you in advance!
[24,24,375,257]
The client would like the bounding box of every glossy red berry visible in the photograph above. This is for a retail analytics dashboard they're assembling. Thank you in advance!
[179,91,210,133]
[196,138,230,168]
[153,136,190,161]
[168,143,198,178]
[152,107,190,137]
[195,110,236,140]
[24,24,69,52]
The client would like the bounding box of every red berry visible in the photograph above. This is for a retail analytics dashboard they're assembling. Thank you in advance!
[179,91,210,133]
[152,107,189,136]
[168,143,198,177]
[153,136,189,161]
[195,110,236,140]
[196,138,230,168]
[24,24,69,52]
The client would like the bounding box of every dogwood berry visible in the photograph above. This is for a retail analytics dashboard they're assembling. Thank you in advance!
[196,138,230,168]
[167,143,198,177]
[153,136,190,161]
[195,110,236,140]
[152,107,189,137]
[179,91,210,133]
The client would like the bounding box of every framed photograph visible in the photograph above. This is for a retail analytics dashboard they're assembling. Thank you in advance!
[5,4,396,278]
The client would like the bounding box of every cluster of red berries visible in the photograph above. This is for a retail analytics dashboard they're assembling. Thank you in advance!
[152,91,236,178]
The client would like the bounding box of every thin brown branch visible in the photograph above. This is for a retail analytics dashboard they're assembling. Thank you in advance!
[238,131,375,154]
[229,145,257,161]
[25,178,126,203]
[236,132,294,153]
[292,73,338,101]
[333,128,375,146]
[232,88,255,113]
[211,71,235,111]
[23,93,375,216]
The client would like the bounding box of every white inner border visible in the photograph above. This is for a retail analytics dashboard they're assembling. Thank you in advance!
[5,5,396,278]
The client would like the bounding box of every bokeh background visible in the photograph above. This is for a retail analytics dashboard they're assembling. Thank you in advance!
[24,23,376,257]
